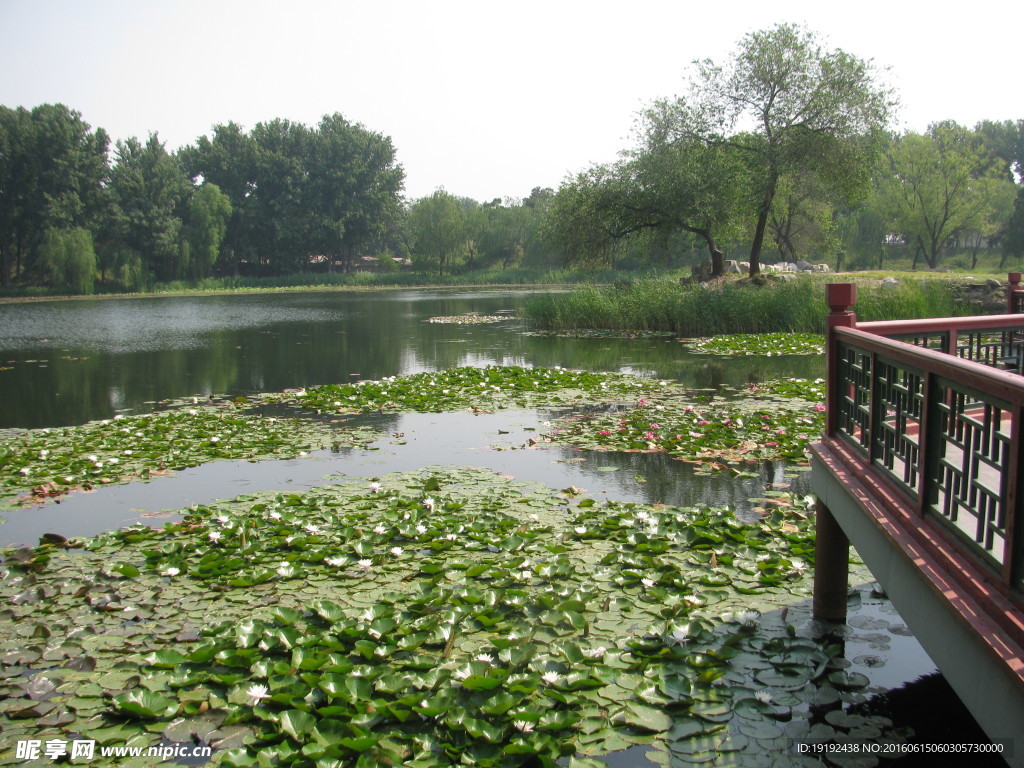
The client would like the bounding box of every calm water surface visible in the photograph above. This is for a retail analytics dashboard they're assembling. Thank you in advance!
[0,289,821,429]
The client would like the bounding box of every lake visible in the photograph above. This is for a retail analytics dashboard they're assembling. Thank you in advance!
[0,288,998,765]
[0,288,822,430]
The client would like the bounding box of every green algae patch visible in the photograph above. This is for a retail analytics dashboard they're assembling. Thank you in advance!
[0,405,378,505]
[0,467,900,767]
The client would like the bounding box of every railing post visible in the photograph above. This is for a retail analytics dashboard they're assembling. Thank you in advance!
[826,283,857,436]
[815,284,858,623]
[1009,272,1022,314]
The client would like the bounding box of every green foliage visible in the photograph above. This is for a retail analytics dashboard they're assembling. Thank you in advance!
[685,334,824,356]
[0,103,109,287]
[37,227,97,293]
[409,189,467,275]
[673,23,894,271]
[525,276,966,334]
[0,463,888,767]
[882,122,1015,269]
[547,378,826,465]
[184,182,232,280]
[0,403,375,504]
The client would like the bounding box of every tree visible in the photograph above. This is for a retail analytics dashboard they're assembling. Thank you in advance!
[183,183,232,280]
[307,113,404,273]
[409,190,466,275]
[0,104,109,286]
[882,122,1010,269]
[663,23,893,274]
[107,133,191,283]
[37,227,96,293]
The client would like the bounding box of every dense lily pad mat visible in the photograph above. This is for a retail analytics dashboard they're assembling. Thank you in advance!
[0,468,901,767]
[684,335,825,357]
[287,365,685,415]
[0,405,377,505]
[545,379,826,468]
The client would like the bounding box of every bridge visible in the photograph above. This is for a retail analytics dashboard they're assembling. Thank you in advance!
[810,275,1024,764]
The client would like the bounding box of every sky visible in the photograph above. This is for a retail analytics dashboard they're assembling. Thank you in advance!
[2,0,1021,202]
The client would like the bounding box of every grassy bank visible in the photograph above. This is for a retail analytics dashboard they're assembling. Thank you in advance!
[0,267,687,301]
[524,275,978,335]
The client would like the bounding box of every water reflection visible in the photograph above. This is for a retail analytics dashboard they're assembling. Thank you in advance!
[0,290,824,429]
[0,409,810,548]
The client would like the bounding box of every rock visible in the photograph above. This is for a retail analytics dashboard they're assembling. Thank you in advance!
[880,277,900,288]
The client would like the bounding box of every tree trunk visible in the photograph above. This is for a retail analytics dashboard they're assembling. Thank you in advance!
[748,206,770,276]
[748,179,777,276]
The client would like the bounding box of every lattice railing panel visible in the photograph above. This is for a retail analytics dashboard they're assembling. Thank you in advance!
[930,383,1011,568]
[836,342,871,457]
[873,357,924,498]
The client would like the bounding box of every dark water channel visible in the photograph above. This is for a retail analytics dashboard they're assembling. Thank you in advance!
[0,289,1004,765]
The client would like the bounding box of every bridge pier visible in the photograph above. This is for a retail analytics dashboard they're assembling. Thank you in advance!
[813,500,850,622]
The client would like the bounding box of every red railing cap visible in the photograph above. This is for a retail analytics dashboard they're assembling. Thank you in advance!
[827,283,856,312]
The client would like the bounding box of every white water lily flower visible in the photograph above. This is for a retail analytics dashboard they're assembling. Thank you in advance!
[268,511,282,520]
[790,559,808,573]
[739,610,761,627]
[18,468,29,476]
[667,628,690,646]
[163,566,180,577]
[373,524,387,535]
[325,556,346,567]
[216,514,230,525]
[304,524,322,535]
[276,563,292,577]
[513,721,535,733]
[246,683,271,705]
[475,653,494,664]
[369,481,381,493]
[453,668,470,681]
[390,546,403,557]
[423,498,435,510]
[208,531,222,542]
[357,559,373,569]
[415,524,428,535]
[445,533,458,541]
[541,671,561,685]
[755,690,773,704]
[574,526,587,534]
[584,646,607,658]
[64,476,74,482]
[641,578,656,589]
[683,595,704,607]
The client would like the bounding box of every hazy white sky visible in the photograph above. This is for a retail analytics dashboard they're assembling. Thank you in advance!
[2,0,1020,202]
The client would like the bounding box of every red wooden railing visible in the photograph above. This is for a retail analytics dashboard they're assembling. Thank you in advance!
[823,277,1024,602]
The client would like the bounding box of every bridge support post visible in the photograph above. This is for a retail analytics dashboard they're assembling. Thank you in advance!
[813,495,850,621]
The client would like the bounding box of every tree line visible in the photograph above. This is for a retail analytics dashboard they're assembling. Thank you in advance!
[3,23,1022,294]
[544,25,1024,276]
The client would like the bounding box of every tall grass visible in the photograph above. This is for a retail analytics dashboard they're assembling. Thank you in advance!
[524,276,971,335]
